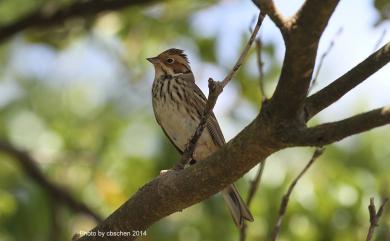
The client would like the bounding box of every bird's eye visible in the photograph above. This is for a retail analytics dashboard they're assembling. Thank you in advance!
[166,58,174,64]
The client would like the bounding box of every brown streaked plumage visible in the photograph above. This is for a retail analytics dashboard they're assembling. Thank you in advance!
[147,48,253,228]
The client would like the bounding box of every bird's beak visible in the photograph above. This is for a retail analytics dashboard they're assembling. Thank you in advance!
[146,56,160,64]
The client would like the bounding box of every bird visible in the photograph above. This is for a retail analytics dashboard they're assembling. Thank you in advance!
[147,48,254,228]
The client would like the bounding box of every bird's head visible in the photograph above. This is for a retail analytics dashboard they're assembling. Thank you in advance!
[147,48,192,77]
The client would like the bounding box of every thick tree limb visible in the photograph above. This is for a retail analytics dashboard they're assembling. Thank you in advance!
[75,106,390,241]
[0,0,157,43]
[75,88,390,240]
[305,42,390,120]
[67,2,390,240]
[291,106,390,146]
[77,11,268,240]
[269,0,340,121]
[293,0,340,41]
[77,114,281,241]
[0,140,102,223]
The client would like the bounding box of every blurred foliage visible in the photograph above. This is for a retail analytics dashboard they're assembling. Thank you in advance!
[0,0,389,241]
[374,0,390,26]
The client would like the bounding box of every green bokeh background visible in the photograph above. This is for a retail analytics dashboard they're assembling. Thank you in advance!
[0,1,389,241]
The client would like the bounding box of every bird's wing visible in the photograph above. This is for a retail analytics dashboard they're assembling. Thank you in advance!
[159,121,184,154]
[182,73,226,147]
[206,112,226,146]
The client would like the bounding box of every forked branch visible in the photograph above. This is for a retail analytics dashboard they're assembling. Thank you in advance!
[71,2,390,240]
[269,0,340,121]
[365,197,388,241]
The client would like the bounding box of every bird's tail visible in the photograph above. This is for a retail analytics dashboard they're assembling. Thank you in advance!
[222,184,254,228]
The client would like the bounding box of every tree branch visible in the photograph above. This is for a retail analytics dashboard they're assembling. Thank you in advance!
[292,106,390,146]
[365,197,388,241]
[271,147,324,241]
[77,115,281,241]
[0,139,102,222]
[75,81,390,241]
[293,0,340,41]
[305,42,390,120]
[176,12,266,169]
[252,0,287,34]
[0,0,157,43]
[68,2,390,240]
[269,0,340,121]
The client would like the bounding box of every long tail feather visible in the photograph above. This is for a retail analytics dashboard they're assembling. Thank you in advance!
[222,184,254,228]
